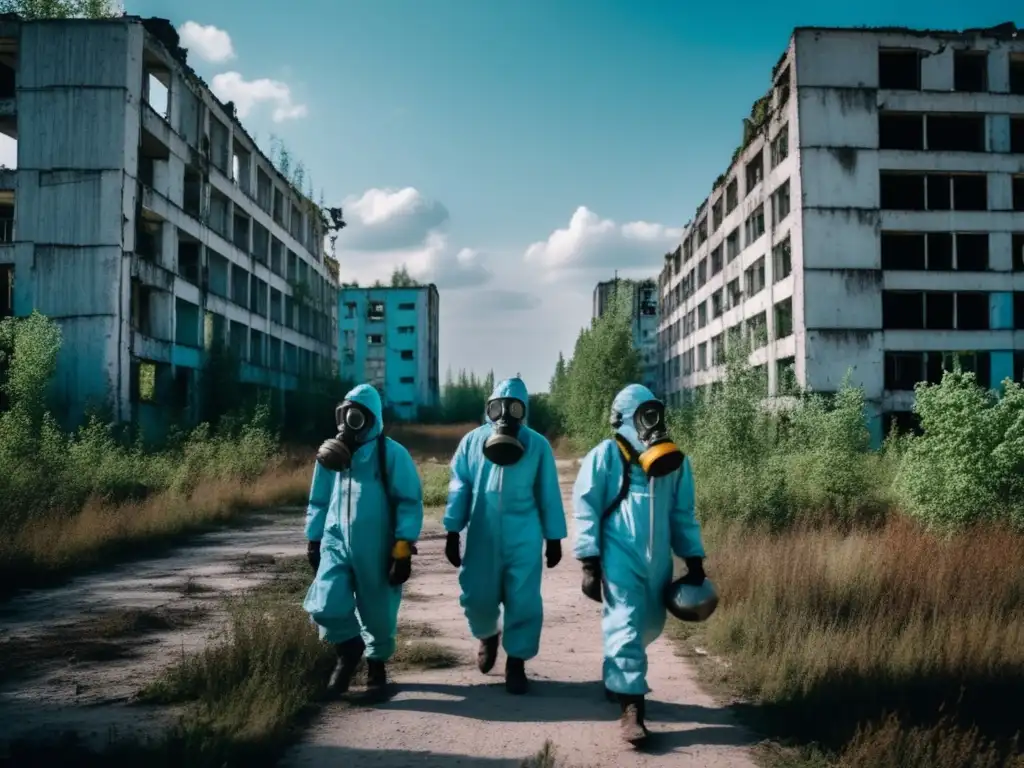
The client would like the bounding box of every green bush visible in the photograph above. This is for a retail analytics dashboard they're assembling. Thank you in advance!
[0,312,281,531]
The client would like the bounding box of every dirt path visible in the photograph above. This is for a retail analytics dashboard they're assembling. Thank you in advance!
[283,460,759,767]
[0,509,305,751]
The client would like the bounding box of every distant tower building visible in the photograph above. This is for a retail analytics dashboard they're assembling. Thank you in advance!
[592,277,660,394]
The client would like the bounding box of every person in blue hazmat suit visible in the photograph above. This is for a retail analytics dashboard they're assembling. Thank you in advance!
[442,376,567,695]
[572,383,707,744]
[303,383,425,696]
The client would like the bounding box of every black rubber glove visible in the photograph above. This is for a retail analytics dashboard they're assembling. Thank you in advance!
[681,557,706,586]
[545,539,562,569]
[444,531,462,568]
[307,539,321,573]
[580,556,602,603]
[388,556,412,586]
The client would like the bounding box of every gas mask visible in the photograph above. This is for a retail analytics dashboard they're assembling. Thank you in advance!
[482,397,526,466]
[316,400,376,472]
[612,399,684,478]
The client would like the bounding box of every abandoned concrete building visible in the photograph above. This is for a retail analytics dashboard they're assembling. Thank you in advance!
[0,16,338,437]
[592,277,660,394]
[657,22,1024,445]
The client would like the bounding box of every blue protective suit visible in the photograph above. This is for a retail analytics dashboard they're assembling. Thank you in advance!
[443,377,567,660]
[572,383,706,696]
[303,384,424,660]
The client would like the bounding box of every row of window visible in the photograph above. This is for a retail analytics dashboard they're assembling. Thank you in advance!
[879,112,1024,154]
[348,300,419,322]
[883,290,1024,331]
[879,171,1024,212]
[881,231,1001,271]
[878,48,1024,94]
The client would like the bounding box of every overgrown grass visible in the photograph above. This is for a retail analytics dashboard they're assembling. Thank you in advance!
[4,555,460,767]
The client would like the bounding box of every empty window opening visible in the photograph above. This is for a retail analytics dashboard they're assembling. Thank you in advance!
[774,297,793,339]
[697,258,708,287]
[746,312,767,348]
[177,235,200,284]
[182,166,202,219]
[130,278,153,336]
[344,301,356,319]
[879,49,921,90]
[711,289,723,319]
[0,55,14,100]
[232,211,250,252]
[880,172,925,210]
[775,65,791,107]
[956,292,989,329]
[368,301,385,321]
[712,199,723,231]
[727,277,742,308]
[144,67,169,119]
[956,234,989,271]
[745,205,765,245]
[232,142,251,193]
[745,152,764,194]
[1011,55,1024,95]
[0,263,12,317]
[231,266,249,309]
[885,352,925,391]
[773,237,792,281]
[926,115,986,152]
[256,167,272,212]
[925,174,987,211]
[136,217,163,261]
[398,302,415,310]
[1012,118,1024,154]
[1013,234,1024,272]
[1016,292,1024,330]
[881,232,926,270]
[726,228,741,262]
[400,349,414,360]
[400,376,415,384]
[725,179,739,213]
[697,218,708,245]
[882,290,988,330]
[776,356,798,395]
[710,246,723,276]
[745,257,766,297]
[710,334,725,366]
[928,233,953,270]
[398,325,415,334]
[697,343,707,371]
[367,334,383,345]
[879,113,924,150]
[772,180,791,225]
[953,51,987,92]
[1015,177,1024,211]
[136,361,157,403]
[697,301,708,329]
[1016,352,1024,383]
[771,124,789,167]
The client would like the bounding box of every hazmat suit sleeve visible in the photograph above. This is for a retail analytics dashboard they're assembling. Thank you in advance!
[571,441,615,560]
[385,442,425,543]
[442,432,474,534]
[670,456,706,559]
[534,435,568,541]
[304,461,335,541]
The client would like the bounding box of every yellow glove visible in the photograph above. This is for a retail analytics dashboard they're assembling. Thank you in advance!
[392,540,412,560]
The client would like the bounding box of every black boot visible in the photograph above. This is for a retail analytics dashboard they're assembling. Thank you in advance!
[477,632,500,674]
[618,694,648,744]
[326,637,365,696]
[604,685,617,703]
[366,660,388,688]
[505,656,528,695]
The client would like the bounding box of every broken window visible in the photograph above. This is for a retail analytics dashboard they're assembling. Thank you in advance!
[696,343,706,371]
[697,217,708,245]
[208,189,229,238]
[176,235,201,284]
[771,124,789,167]
[926,115,986,152]
[368,301,385,321]
[712,199,723,231]
[209,117,230,174]
[367,334,383,345]
[400,349,414,360]
[745,152,764,194]
[942,351,991,389]
[727,277,742,308]
[1011,55,1024,95]
[344,301,356,319]
[726,228,741,262]
[233,212,251,252]
[683,237,693,262]
[953,50,987,92]
[252,222,269,264]
[744,205,765,244]
[268,336,282,369]
[130,278,153,335]
[1011,118,1024,154]
[772,236,792,282]
[774,297,793,339]
[182,167,202,219]
[725,179,739,213]
[776,356,798,395]
[398,325,415,334]
[926,292,954,329]
[698,301,707,329]
[879,49,921,90]
[775,65,791,107]
[955,233,988,271]
[290,204,303,241]
[881,232,926,270]
[710,246,723,276]
[136,218,163,261]
[232,142,251,192]
[884,352,925,390]
[1016,292,1024,330]
[927,232,953,270]
[1013,234,1024,272]
[878,113,924,150]
[711,289,723,319]
[710,333,725,366]
[251,276,268,316]
[745,257,766,296]
[136,361,157,403]
[697,258,707,288]
[400,376,415,384]
[1017,352,1024,383]
[772,180,791,225]
[1014,177,1024,211]
[231,265,249,309]
[0,263,12,317]
[747,312,767,348]
[270,288,282,324]
[256,168,272,212]
[398,302,415,310]
[956,292,989,329]
[143,65,170,119]
[880,172,925,210]
[926,174,987,211]
[882,290,925,329]
[249,329,265,366]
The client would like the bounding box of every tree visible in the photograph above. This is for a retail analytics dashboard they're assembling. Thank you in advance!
[390,265,421,287]
[0,0,121,17]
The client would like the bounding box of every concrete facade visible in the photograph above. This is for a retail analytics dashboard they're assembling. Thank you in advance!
[593,277,660,393]
[657,22,1024,445]
[338,284,440,421]
[0,16,337,437]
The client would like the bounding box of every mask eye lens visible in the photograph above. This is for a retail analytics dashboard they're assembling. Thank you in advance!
[345,408,366,431]
[509,400,525,420]
[486,400,503,421]
[638,406,661,430]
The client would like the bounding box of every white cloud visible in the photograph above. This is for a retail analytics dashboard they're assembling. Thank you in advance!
[0,135,15,168]
[336,187,490,290]
[341,187,450,252]
[178,21,235,63]
[524,206,682,280]
[210,72,308,123]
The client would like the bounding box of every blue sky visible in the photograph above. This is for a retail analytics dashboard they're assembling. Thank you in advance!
[125,0,1020,393]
